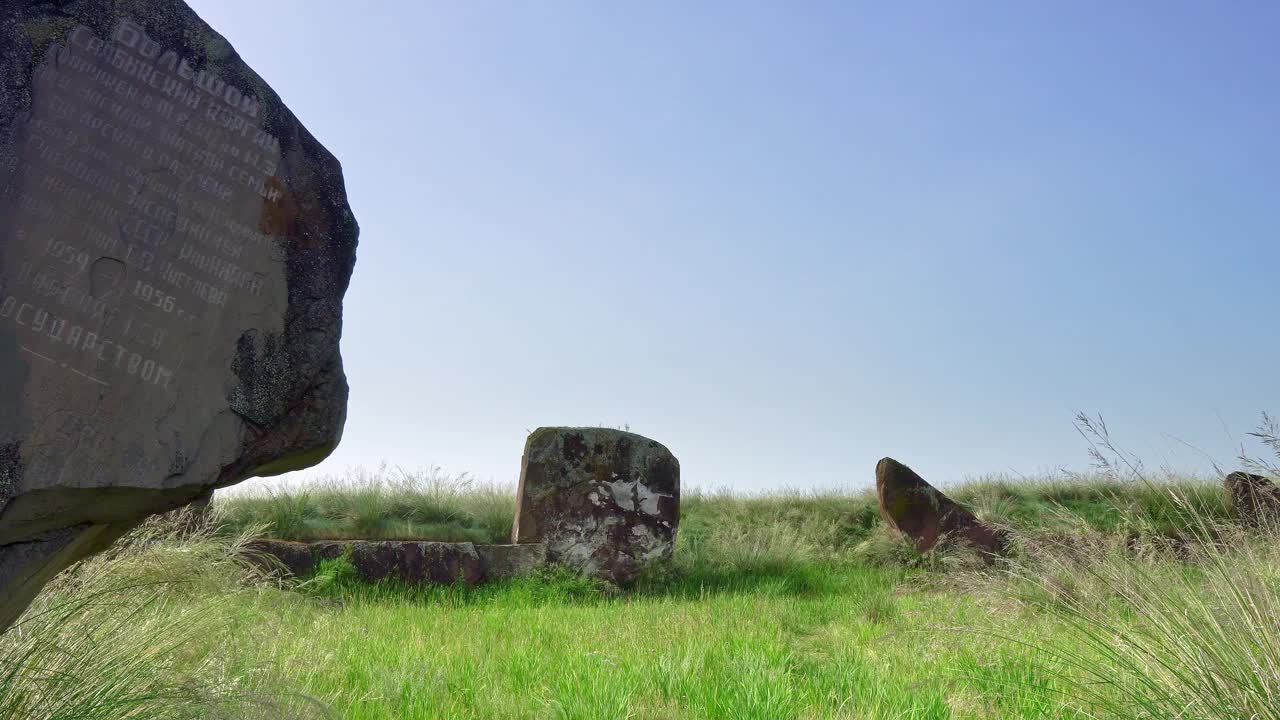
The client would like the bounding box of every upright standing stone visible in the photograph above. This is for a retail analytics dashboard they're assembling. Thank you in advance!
[0,1,358,629]
[513,428,679,584]
[876,457,1006,556]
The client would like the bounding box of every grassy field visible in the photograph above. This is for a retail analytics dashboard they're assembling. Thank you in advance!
[216,464,1234,546]
[5,464,1279,720]
[217,466,516,543]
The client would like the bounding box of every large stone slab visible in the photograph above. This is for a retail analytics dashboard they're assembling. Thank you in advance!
[0,2,358,628]
[243,540,548,583]
[513,427,679,584]
[312,541,484,585]
[476,542,547,580]
[876,457,1006,556]
[243,538,316,579]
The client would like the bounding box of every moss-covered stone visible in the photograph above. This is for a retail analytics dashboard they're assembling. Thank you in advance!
[876,457,1006,557]
[513,427,680,584]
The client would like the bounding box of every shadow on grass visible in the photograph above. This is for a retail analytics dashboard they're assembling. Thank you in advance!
[297,558,901,612]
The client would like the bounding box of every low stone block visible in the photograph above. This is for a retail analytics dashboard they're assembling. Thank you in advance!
[476,543,547,580]
[312,541,484,585]
[244,539,316,578]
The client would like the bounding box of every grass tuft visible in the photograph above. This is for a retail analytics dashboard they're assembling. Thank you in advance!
[0,509,321,720]
[217,465,516,543]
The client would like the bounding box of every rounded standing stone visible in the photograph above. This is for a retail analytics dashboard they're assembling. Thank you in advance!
[513,427,680,584]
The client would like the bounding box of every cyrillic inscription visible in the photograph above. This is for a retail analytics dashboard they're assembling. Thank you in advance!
[0,19,288,392]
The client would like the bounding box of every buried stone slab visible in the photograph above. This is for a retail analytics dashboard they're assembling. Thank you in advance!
[476,543,548,580]
[312,541,485,585]
[512,427,679,584]
[0,2,358,629]
[876,457,1006,556]
[244,539,317,579]
[244,540,547,583]
[1225,471,1280,525]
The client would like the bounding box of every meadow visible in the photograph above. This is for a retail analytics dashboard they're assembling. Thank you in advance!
[4,445,1280,719]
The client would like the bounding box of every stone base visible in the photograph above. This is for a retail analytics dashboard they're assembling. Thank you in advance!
[244,539,317,578]
[244,539,548,584]
[312,541,484,585]
[476,543,548,580]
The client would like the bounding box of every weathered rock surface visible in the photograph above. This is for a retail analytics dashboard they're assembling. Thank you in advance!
[476,542,547,580]
[876,457,1006,556]
[0,2,357,628]
[156,489,213,537]
[1225,471,1280,525]
[513,427,679,584]
[244,538,316,578]
[246,540,549,583]
[313,541,485,585]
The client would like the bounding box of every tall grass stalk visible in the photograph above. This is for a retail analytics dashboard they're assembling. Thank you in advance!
[217,465,516,543]
[981,412,1280,720]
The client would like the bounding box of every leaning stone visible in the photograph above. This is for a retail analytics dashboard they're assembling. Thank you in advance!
[876,457,1006,556]
[513,427,680,584]
[312,541,484,585]
[1225,471,1280,525]
[0,1,358,629]
[476,543,547,580]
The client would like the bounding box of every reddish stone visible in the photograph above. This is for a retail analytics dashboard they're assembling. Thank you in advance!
[312,541,484,585]
[1225,471,1280,525]
[876,457,1006,556]
[244,539,316,578]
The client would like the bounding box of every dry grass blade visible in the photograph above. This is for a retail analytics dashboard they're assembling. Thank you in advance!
[0,510,324,720]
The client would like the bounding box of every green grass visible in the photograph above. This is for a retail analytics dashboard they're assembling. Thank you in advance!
[258,564,1073,720]
[16,465,1280,720]
[217,467,1229,548]
[0,510,313,720]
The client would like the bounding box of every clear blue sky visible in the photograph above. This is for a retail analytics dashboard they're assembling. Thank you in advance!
[189,1,1279,491]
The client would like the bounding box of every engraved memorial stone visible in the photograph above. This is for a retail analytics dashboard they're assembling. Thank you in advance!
[0,1,358,629]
